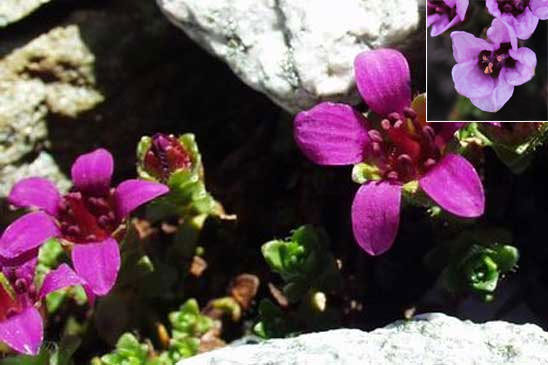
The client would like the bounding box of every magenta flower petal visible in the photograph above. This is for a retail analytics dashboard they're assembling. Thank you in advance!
[430,15,455,37]
[0,307,43,355]
[503,8,539,40]
[427,13,441,28]
[452,61,495,98]
[469,77,514,112]
[71,148,114,197]
[354,49,411,116]
[83,285,96,307]
[71,238,120,296]
[420,153,485,218]
[531,0,548,19]
[451,31,494,63]
[12,258,37,283]
[0,212,60,259]
[294,102,370,166]
[431,14,462,37]
[504,47,537,86]
[114,179,169,219]
[351,181,401,256]
[428,0,469,37]
[485,0,502,17]
[39,264,85,299]
[455,0,469,19]
[8,177,61,216]
[487,18,518,49]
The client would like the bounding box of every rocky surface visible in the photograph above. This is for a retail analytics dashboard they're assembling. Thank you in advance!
[157,0,422,113]
[0,25,103,197]
[0,0,53,27]
[179,313,548,364]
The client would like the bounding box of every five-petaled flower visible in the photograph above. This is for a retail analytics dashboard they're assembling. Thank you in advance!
[294,49,485,255]
[486,0,548,40]
[0,213,87,355]
[451,19,536,112]
[8,149,169,298]
[427,0,469,36]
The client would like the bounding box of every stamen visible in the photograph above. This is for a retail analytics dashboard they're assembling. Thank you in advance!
[388,112,401,123]
[424,158,437,170]
[393,120,404,129]
[403,107,417,119]
[386,171,399,180]
[368,130,383,143]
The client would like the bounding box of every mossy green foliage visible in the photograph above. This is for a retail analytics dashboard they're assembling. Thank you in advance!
[256,226,342,338]
[97,299,215,365]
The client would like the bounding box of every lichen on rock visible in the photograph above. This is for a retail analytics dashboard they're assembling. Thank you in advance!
[0,25,103,197]
[179,313,548,364]
[157,0,422,113]
[0,0,53,27]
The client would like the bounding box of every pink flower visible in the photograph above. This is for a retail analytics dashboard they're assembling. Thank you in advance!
[486,0,548,40]
[427,0,469,36]
[451,19,536,112]
[294,49,485,255]
[8,149,169,298]
[0,213,86,355]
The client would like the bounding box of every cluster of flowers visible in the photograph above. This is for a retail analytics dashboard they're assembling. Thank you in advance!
[294,48,485,256]
[427,0,546,112]
[0,149,168,355]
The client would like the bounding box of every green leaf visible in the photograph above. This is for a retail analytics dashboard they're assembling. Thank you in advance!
[99,333,149,365]
[253,299,289,339]
[38,239,64,268]
[351,163,381,184]
[50,336,81,365]
[169,299,213,339]
[0,348,49,365]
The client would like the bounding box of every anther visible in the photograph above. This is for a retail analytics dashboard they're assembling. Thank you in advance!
[423,158,437,170]
[388,112,401,123]
[386,171,399,180]
[403,107,417,120]
[67,225,81,236]
[381,119,392,130]
[368,130,383,143]
[372,142,382,155]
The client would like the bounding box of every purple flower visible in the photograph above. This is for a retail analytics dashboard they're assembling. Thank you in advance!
[7,149,169,297]
[427,0,469,36]
[0,213,86,355]
[294,49,485,255]
[486,0,548,40]
[451,19,536,112]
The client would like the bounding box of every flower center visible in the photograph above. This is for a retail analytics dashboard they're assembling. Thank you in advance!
[477,43,515,78]
[497,0,529,15]
[0,270,34,320]
[427,0,457,18]
[58,190,118,243]
[365,108,441,183]
[145,134,192,182]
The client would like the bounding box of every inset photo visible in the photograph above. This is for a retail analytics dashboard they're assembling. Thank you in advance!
[427,0,548,121]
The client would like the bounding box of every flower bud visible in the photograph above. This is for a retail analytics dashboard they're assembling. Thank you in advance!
[140,133,193,182]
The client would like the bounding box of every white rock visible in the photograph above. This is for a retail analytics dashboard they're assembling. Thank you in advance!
[157,0,422,113]
[178,313,548,365]
[0,0,52,27]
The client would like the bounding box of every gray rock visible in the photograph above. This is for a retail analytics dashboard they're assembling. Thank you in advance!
[157,0,422,113]
[0,0,52,27]
[0,25,103,197]
[0,152,70,197]
[178,313,548,365]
